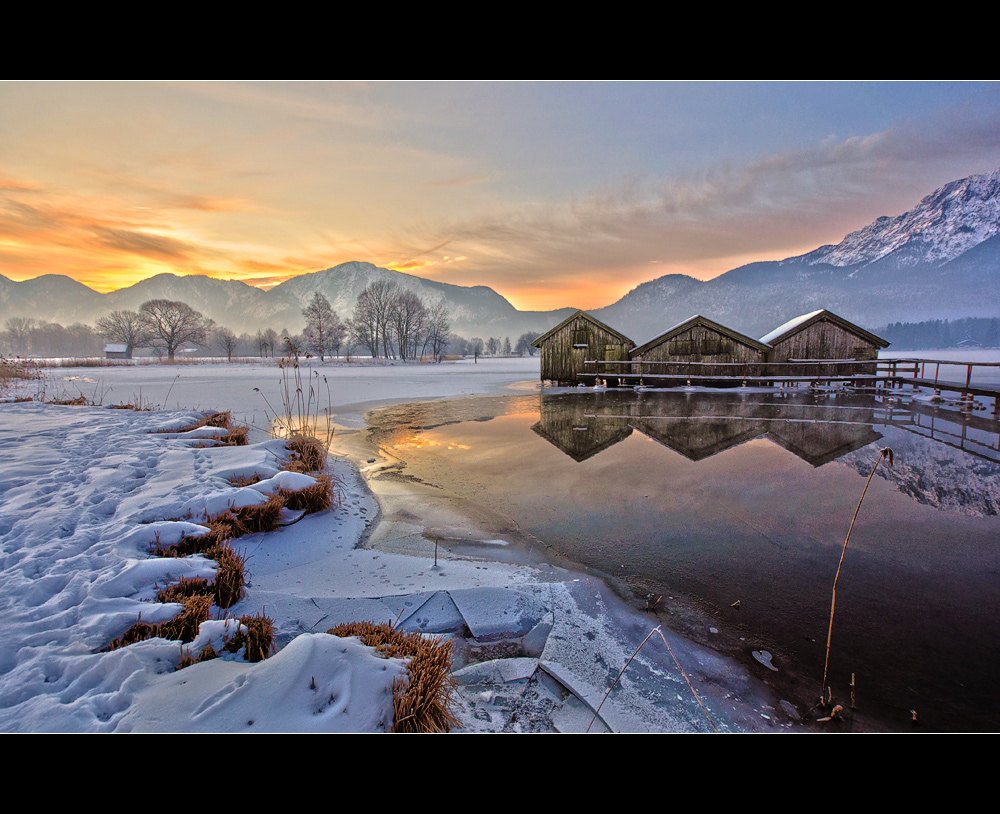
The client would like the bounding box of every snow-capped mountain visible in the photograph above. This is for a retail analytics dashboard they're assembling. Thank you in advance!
[595,168,1000,342]
[798,169,1000,269]
[2,169,999,344]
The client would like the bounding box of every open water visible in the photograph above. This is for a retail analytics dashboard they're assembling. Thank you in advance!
[364,387,1000,732]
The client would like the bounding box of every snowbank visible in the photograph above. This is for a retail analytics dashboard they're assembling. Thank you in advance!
[0,358,790,732]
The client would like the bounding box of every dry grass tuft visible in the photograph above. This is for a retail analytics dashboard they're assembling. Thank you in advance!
[280,474,335,514]
[229,474,262,487]
[224,612,275,662]
[219,426,249,446]
[104,594,212,651]
[177,643,218,670]
[0,356,41,395]
[154,410,250,443]
[157,496,286,558]
[48,395,88,406]
[151,544,247,609]
[285,434,327,472]
[157,576,212,604]
[210,544,248,609]
[204,411,232,428]
[329,620,460,733]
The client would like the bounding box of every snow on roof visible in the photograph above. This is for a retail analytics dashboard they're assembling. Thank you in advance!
[759,310,825,345]
[104,344,128,353]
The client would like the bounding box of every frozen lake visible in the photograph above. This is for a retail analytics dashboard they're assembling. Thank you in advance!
[364,387,1000,731]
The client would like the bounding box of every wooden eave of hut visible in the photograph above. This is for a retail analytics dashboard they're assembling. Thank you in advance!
[630,314,772,358]
[759,309,889,350]
[530,310,634,349]
[531,310,636,385]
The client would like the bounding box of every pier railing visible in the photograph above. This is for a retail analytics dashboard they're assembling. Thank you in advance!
[579,356,1000,416]
[582,358,882,386]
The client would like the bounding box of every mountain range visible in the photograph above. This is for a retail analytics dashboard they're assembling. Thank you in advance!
[3,168,1000,344]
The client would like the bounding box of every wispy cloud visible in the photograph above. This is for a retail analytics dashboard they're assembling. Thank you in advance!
[419,175,489,189]
[382,104,1000,307]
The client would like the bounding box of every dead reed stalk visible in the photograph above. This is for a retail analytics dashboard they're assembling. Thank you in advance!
[820,446,893,706]
[329,620,460,733]
[586,625,718,733]
[255,363,335,463]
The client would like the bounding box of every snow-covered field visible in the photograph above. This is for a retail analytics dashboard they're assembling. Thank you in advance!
[0,357,786,732]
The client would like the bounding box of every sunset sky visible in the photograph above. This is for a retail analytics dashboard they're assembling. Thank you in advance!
[2,81,998,311]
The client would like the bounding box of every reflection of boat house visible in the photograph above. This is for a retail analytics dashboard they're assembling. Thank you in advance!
[531,391,886,466]
[530,392,634,461]
[630,315,771,385]
[531,311,634,386]
[760,309,889,378]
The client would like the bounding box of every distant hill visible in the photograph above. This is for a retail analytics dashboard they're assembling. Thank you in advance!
[3,168,999,344]
[0,263,575,341]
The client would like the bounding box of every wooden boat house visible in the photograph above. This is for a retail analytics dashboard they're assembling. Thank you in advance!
[531,310,634,386]
[629,315,771,385]
[532,308,889,388]
[760,309,889,378]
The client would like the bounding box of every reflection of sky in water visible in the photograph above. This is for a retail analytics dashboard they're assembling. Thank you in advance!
[368,390,1000,731]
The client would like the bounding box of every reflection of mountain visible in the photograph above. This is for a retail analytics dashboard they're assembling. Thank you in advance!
[841,419,1000,518]
[531,391,882,466]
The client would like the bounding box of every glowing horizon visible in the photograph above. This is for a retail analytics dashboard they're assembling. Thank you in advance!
[2,81,998,311]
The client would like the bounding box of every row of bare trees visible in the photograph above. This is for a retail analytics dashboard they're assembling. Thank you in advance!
[2,317,105,357]
[7,284,469,362]
[348,281,450,361]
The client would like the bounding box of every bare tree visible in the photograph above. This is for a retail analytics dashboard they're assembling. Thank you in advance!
[139,299,209,361]
[352,280,398,358]
[216,327,238,362]
[302,292,345,362]
[3,317,36,355]
[426,302,451,362]
[96,310,149,359]
[390,289,428,360]
[516,331,541,356]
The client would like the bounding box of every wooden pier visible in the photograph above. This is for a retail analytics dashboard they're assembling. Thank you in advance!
[881,358,1000,417]
[580,356,1000,418]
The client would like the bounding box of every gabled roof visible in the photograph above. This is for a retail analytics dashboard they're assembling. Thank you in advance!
[530,310,634,348]
[631,314,771,357]
[760,309,889,348]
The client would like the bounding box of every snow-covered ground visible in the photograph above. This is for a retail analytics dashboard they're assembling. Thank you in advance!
[1,357,789,732]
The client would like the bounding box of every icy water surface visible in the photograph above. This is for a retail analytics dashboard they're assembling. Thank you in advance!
[365,389,1000,732]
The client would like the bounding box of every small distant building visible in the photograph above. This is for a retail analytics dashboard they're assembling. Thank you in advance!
[531,310,635,385]
[104,343,131,360]
[760,309,889,377]
[630,315,771,385]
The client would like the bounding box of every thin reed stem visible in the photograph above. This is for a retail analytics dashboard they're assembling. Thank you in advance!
[821,447,892,704]
[587,625,718,733]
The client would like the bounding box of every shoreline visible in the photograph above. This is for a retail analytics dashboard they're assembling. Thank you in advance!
[1,357,822,731]
[332,398,803,732]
